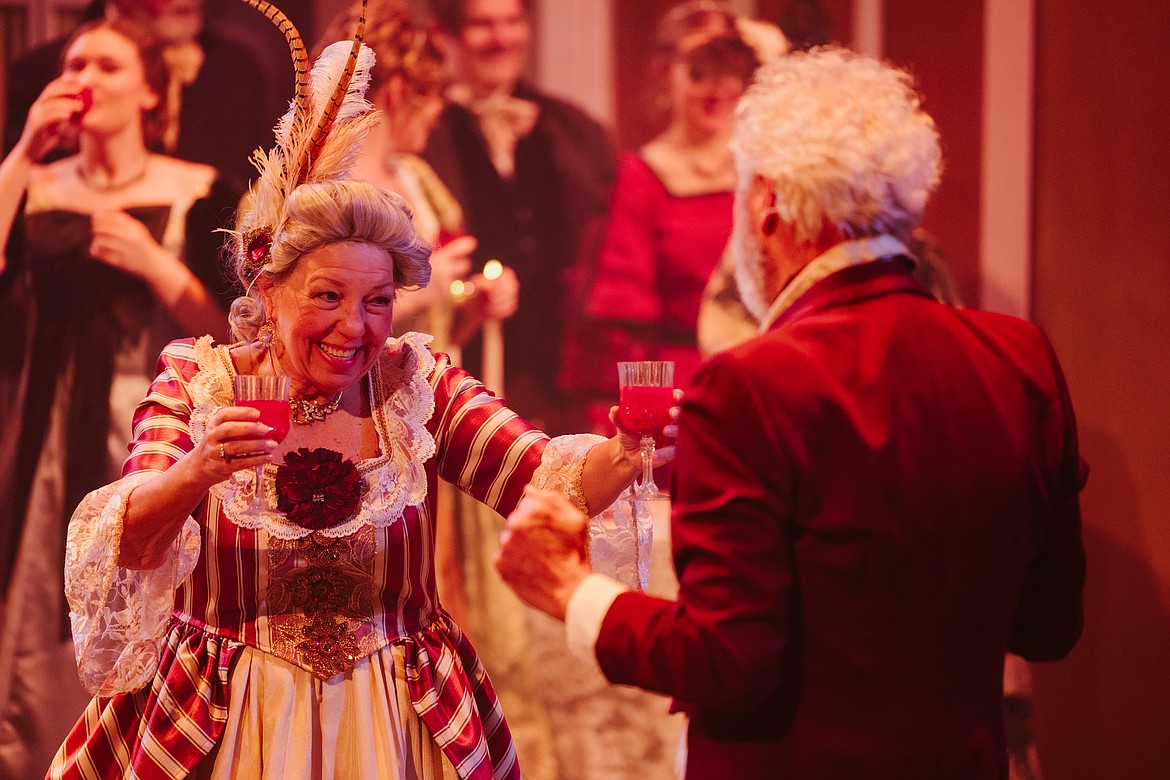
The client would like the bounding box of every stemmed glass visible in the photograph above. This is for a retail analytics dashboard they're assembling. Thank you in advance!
[234,375,291,514]
[617,361,675,501]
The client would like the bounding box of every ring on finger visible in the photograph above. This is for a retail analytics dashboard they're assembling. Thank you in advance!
[219,443,230,462]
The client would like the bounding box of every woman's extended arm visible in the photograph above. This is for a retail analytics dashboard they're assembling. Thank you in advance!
[577,399,678,515]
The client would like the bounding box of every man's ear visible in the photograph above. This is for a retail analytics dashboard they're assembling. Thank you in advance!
[748,174,779,237]
[751,174,777,209]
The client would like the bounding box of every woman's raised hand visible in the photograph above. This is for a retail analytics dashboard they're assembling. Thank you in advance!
[89,209,165,275]
[469,263,519,321]
[188,406,276,486]
[17,77,89,162]
[429,234,476,297]
[449,262,519,347]
[609,388,684,469]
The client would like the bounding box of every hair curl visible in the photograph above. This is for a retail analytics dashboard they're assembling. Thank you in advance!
[733,46,942,243]
[227,179,432,343]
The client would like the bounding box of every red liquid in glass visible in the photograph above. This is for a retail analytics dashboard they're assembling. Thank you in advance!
[239,399,291,443]
[618,385,673,437]
[71,86,93,122]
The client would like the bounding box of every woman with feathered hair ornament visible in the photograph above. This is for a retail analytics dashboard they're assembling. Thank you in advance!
[46,2,673,777]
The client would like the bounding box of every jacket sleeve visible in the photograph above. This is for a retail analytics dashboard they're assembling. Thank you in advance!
[593,353,793,709]
[1008,335,1087,660]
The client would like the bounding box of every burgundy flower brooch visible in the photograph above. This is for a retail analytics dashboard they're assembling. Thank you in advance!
[275,447,363,531]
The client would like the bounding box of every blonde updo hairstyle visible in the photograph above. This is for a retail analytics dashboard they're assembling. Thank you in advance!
[734,47,942,244]
[228,179,432,343]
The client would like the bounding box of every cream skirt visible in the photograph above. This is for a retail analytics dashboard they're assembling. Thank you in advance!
[195,644,459,780]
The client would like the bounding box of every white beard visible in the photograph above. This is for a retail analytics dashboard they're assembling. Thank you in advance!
[731,195,773,323]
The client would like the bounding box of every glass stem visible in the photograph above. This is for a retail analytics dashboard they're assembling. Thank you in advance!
[254,465,265,509]
[639,435,655,493]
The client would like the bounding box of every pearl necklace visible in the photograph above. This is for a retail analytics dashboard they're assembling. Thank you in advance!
[290,391,344,425]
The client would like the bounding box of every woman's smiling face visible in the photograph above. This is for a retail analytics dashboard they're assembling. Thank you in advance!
[263,241,398,401]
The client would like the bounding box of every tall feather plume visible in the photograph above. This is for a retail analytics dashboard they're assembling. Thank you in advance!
[294,4,369,184]
[237,0,375,243]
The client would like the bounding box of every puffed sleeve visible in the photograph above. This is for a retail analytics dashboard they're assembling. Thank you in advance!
[428,350,604,517]
[65,341,204,696]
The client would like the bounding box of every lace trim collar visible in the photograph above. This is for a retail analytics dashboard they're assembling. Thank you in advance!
[190,332,437,539]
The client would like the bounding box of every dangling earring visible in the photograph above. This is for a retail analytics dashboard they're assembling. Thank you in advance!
[257,319,275,348]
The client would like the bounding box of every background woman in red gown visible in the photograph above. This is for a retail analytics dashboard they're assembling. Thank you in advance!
[561,1,783,433]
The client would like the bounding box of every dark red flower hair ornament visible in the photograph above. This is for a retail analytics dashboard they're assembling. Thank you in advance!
[245,228,272,263]
[240,227,273,283]
[275,447,363,531]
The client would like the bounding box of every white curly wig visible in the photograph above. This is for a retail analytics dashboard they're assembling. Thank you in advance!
[733,46,941,243]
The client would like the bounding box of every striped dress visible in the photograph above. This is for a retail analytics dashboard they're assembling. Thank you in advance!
[48,333,599,779]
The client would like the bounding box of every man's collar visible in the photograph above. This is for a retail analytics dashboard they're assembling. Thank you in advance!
[758,235,912,331]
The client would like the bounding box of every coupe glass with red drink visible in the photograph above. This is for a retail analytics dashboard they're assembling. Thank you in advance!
[617,361,675,500]
[234,374,291,514]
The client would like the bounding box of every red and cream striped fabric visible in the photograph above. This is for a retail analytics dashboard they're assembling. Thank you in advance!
[50,336,544,779]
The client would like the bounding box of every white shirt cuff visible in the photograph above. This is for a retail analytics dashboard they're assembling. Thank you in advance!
[565,573,628,668]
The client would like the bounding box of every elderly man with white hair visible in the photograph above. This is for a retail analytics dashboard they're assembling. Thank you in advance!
[495,47,1086,779]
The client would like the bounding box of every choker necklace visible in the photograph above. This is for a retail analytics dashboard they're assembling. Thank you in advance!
[290,391,344,425]
[76,157,150,192]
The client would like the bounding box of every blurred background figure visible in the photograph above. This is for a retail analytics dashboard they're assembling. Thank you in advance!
[0,17,239,777]
[316,0,518,357]
[423,0,615,435]
[561,1,782,433]
[4,0,282,188]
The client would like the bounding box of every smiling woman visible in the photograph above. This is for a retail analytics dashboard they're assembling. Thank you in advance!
[41,6,667,777]
[232,183,430,405]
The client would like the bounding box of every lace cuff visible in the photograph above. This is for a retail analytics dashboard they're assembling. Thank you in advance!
[530,434,603,508]
[531,435,651,591]
[65,472,201,696]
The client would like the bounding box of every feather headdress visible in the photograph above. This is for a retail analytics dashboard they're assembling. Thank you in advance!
[234,0,377,280]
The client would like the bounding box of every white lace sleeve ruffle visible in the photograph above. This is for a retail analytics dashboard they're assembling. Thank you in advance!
[65,472,201,696]
[532,435,652,591]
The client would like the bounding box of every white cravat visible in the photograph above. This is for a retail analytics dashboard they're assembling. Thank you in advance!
[446,83,540,180]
